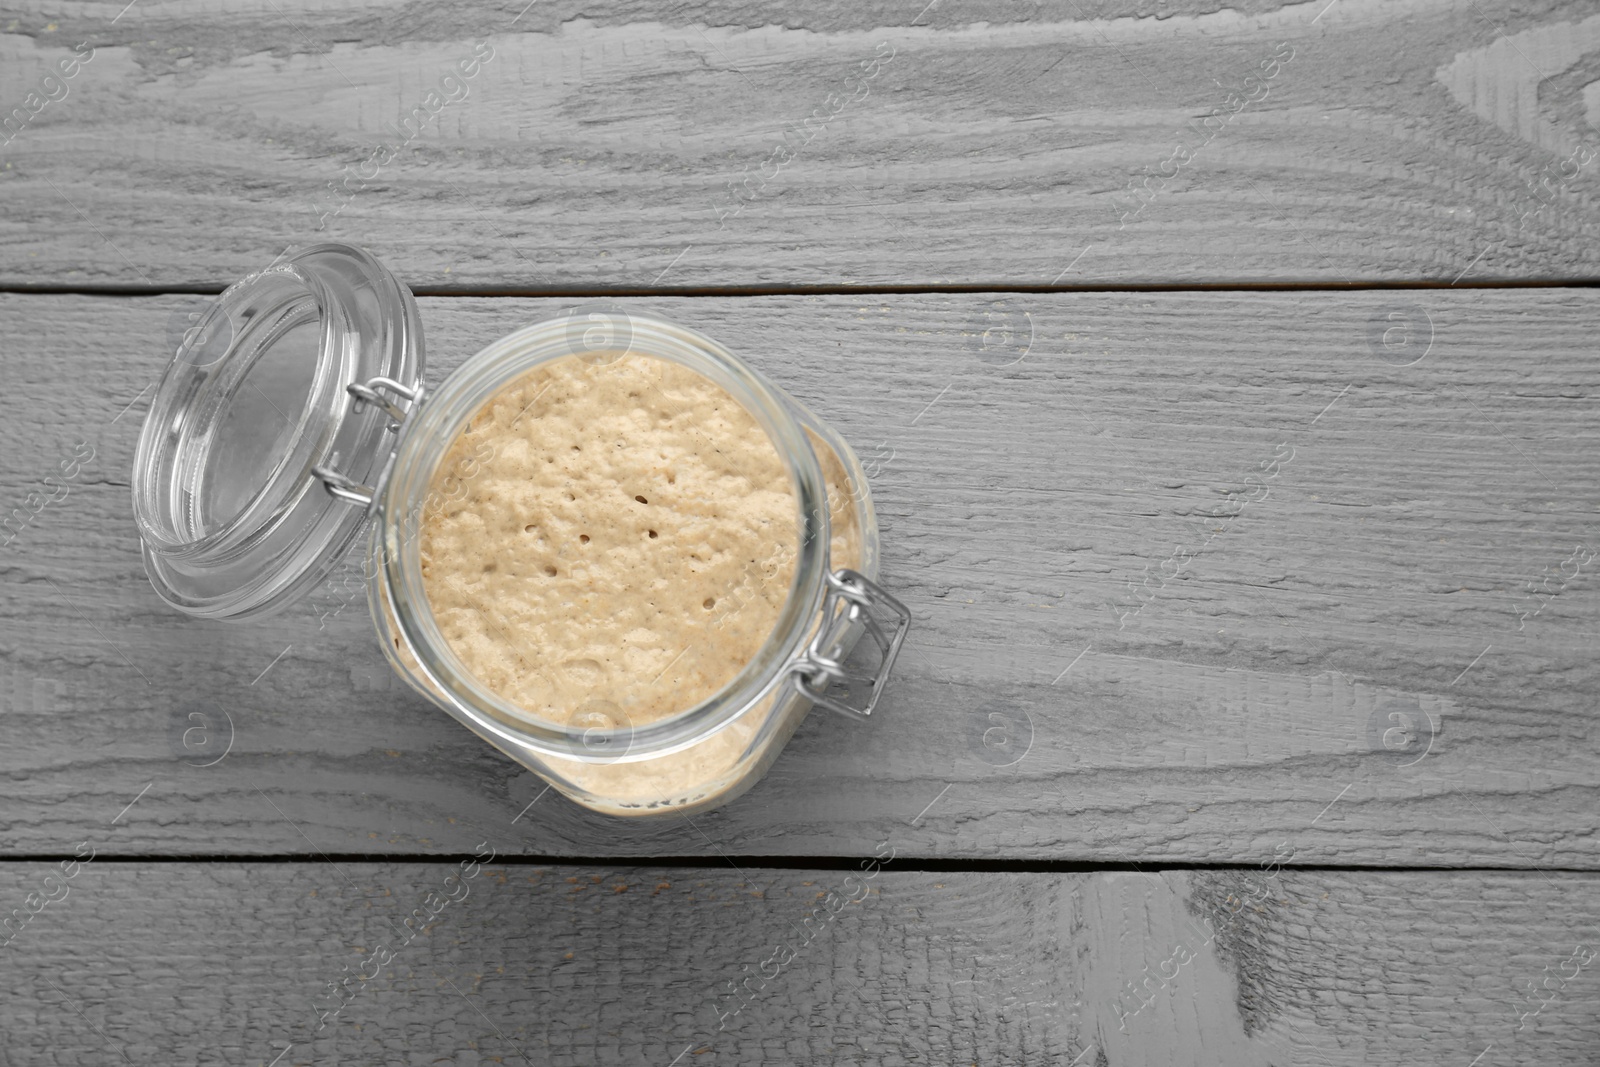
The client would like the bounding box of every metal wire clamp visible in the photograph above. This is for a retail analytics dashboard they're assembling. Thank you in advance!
[311,377,426,507]
[789,568,912,722]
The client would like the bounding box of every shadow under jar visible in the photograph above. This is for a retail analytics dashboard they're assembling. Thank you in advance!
[132,243,910,816]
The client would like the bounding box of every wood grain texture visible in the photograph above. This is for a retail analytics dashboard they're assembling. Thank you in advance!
[0,862,1596,1065]
[2,0,1599,289]
[2,288,1599,863]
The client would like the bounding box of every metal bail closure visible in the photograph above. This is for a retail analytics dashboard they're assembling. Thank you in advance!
[131,243,426,621]
[789,568,912,721]
[312,377,426,506]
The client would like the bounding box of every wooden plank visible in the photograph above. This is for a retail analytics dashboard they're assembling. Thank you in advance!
[2,0,1599,289]
[2,289,1599,862]
[0,861,1596,1064]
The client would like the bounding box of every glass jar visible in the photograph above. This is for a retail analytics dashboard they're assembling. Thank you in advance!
[132,243,910,817]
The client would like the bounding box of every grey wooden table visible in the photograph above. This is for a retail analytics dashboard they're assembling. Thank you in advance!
[3,2,1599,1063]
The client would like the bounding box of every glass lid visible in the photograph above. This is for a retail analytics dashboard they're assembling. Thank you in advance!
[132,243,424,620]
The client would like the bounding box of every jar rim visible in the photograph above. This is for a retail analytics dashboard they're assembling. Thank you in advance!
[373,309,833,761]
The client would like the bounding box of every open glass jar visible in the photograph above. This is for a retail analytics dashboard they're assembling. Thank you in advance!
[132,243,909,817]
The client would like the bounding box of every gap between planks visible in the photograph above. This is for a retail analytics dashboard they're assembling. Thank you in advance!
[4,854,1598,875]
[2,278,1600,300]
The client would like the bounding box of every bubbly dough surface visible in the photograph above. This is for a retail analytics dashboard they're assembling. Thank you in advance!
[420,353,850,733]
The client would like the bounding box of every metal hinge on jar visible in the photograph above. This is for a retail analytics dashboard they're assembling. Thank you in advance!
[311,376,426,507]
[789,568,912,722]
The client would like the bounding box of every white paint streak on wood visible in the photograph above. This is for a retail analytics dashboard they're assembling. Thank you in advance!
[1436,12,1600,156]
[1073,872,1278,1065]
